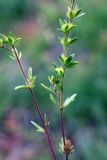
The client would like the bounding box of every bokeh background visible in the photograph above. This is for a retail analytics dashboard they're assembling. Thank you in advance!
[0,0,107,159]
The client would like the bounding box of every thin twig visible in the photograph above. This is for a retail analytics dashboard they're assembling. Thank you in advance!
[59,73,69,160]
[65,153,69,160]
[60,110,65,146]
[7,46,57,160]
[71,0,75,9]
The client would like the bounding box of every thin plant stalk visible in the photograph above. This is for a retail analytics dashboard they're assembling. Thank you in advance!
[6,46,57,160]
[58,71,69,160]
[66,154,68,160]
[71,0,75,9]
[60,110,65,146]
[0,1,85,159]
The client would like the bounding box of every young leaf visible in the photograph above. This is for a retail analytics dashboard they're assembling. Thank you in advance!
[41,83,53,93]
[74,9,82,17]
[59,54,67,64]
[28,77,36,89]
[59,18,64,26]
[66,56,72,64]
[66,6,73,19]
[8,32,14,38]
[65,61,79,68]
[59,138,64,153]
[44,113,50,127]
[0,39,3,47]
[58,22,76,33]
[14,38,21,46]
[67,37,77,45]
[27,67,36,89]
[63,94,77,108]
[0,34,5,38]
[59,37,66,46]
[65,54,75,65]
[18,52,22,59]
[52,63,57,68]
[50,94,57,105]
[9,55,15,60]
[14,85,28,90]
[28,67,33,80]
[7,33,14,45]
[76,12,86,18]
[31,121,45,133]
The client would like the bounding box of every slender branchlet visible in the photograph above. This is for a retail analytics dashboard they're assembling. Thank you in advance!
[71,0,75,9]
[41,0,85,159]
[0,33,57,160]
[0,0,85,159]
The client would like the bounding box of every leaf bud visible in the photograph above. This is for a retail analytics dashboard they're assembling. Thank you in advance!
[0,39,3,47]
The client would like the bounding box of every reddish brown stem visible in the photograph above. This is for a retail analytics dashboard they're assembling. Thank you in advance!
[60,110,69,160]
[60,110,65,146]
[65,153,69,160]
[71,0,75,9]
[59,73,69,160]
[12,47,57,160]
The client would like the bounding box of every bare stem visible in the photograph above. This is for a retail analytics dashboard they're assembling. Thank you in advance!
[65,154,69,160]
[60,110,65,146]
[10,47,57,160]
[71,0,75,9]
[59,74,69,160]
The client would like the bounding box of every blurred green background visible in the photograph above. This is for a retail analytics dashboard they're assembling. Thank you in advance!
[0,0,107,159]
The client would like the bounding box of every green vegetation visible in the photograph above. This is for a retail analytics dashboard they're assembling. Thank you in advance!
[0,0,107,160]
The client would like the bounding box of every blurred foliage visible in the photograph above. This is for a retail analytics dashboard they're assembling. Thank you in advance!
[0,0,107,159]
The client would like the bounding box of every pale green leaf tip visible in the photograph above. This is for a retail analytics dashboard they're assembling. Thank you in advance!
[63,93,77,108]
[31,121,45,133]
[14,85,27,90]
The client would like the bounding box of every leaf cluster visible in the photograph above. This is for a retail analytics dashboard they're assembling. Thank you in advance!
[0,32,21,47]
[41,3,85,111]
[59,54,78,69]
[15,67,36,90]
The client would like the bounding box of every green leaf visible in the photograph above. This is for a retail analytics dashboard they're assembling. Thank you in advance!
[27,67,36,89]
[0,34,6,38]
[66,56,72,64]
[65,61,79,68]
[61,23,68,32]
[52,63,57,68]
[14,85,28,90]
[28,77,36,89]
[66,6,73,18]
[58,22,76,33]
[8,37,14,45]
[44,113,50,127]
[74,9,82,17]
[28,67,33,80]
[0,39,3,47]
[41,83,53,93]
[59,138,64,153]
[59,18,64,26]
[76,12,86,18]
[55,67,64,76]
[63,94,77,108]
[8,32,14,38]
[18,52,22,59]
[50,94,57,105]
[59,37,66,46]
[14,38,21,46]
[59,37,77,47]
[67,37,77,45]
[9,55,15,60]
[59,54,67,64]
[31,121,45,133]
